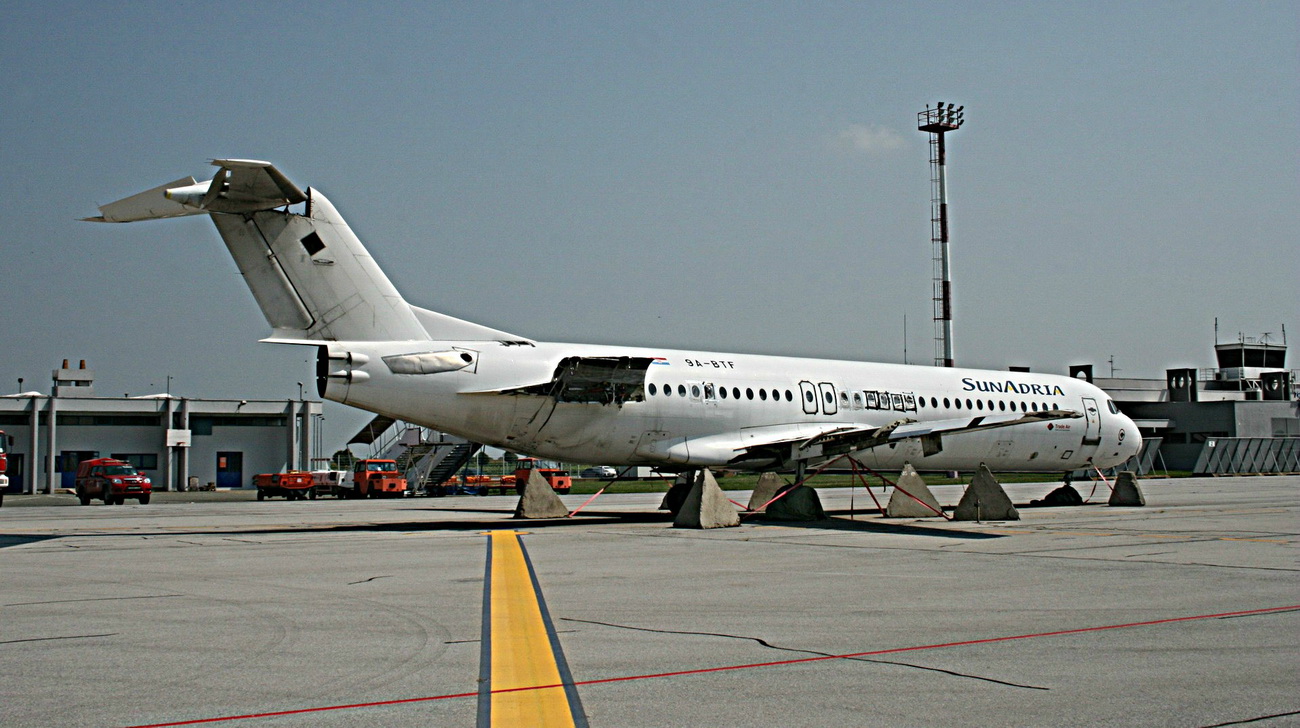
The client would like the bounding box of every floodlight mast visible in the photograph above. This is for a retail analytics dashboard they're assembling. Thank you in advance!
[918,102,964,367]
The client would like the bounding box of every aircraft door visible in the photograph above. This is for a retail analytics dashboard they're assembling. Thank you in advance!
[817,382,838,415]
[799,381,818,415]
[1081,397,1101,446]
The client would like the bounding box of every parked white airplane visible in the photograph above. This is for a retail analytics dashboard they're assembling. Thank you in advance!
[88,159,1140,477]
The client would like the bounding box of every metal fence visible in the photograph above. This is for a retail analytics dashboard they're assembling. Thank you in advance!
[1191,437,1300,475]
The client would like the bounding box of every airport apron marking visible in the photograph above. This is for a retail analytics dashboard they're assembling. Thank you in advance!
[122,604,1299,726]
[478,530,586,728]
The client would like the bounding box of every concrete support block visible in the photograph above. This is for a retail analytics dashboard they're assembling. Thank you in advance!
[746,472,783,512]
[885,463,943,518]
[952,464,1019,521]
[673,469,740,529]
[513,469,569,519]
[1108,471,1146,507]
[761,484,826,522]
[659,473,693,514]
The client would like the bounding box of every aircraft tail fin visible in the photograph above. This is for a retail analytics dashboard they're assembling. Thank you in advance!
[88,159,520,343]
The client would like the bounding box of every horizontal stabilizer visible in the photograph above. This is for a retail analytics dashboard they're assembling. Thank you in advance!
[84,176,200,222]
[84,159,305,222]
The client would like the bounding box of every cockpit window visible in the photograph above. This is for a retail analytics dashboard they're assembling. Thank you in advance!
[1107,399,1119,415]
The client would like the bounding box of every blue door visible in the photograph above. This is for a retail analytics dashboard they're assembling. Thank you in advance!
[216,451,243,488]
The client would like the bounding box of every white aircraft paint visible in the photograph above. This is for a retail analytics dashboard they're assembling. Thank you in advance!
[89,160,1141,474]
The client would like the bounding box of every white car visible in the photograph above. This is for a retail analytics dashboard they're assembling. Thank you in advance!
[579,466,617,479]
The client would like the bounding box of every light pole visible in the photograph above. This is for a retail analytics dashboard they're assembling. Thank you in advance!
[918,102,965,368]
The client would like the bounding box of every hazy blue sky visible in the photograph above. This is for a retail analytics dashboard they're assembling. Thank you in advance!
[2,1,1295,447]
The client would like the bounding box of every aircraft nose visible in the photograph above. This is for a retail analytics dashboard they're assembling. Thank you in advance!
[1117,412,1141,461]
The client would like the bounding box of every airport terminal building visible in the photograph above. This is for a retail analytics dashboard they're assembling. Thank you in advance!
[1090,337,1299,474]
[0,362,321,493]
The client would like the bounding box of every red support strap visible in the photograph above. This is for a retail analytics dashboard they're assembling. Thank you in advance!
[567,484,609,517]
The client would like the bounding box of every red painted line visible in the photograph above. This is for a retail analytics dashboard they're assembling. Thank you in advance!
[124,604,1299,727]
[575,604,1300,688]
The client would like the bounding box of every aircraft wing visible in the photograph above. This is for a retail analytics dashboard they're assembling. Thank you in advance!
[733,408,1083,464]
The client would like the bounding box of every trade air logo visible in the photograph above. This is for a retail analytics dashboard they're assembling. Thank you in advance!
[961,377,1066,397]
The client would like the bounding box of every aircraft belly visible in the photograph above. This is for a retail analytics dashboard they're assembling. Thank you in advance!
[504,399,644,463]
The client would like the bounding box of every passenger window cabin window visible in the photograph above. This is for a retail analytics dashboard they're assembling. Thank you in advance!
[976,400,984,410]
[746,388,754,400]
[954,398,962,409]
[691,385,701,398]
[1031,402,1039,411]
[759,389,768,401]
[678,384,686,397]
[648,383,657,396]
[719,387,727,399]
[966,398,973,409]
[733,387,741,400]
[943,398,950,408]
[999,400,1006,411]
[785,390,793,402]
[805,390,814,403]
[664,385,672,397]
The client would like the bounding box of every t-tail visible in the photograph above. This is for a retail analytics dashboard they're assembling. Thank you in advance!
[86,159,518,345]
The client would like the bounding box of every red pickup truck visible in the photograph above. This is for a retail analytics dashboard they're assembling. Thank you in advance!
[253,471,315,500]
[76,458,152,505]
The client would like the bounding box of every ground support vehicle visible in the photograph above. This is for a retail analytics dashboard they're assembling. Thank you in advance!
[0,429,8,506]
[254,471,314,500]
[75,458,152,505]
[511,458,572,495]
[310,470,355,498]
[353,459,407,498]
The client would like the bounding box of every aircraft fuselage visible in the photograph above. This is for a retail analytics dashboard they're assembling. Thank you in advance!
[322,339,1139,473]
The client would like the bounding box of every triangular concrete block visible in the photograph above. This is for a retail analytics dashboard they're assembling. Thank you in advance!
[1108,471,1146,507]
[886,464,943,518]
[952,464,1019,521]
[673,469,740,529]
[761,484,826,521]
[513,469,569,519]
[746,472,784,512]
[659,473,692,513]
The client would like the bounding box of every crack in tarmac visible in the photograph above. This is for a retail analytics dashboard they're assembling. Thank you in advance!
[561,617,1050,691]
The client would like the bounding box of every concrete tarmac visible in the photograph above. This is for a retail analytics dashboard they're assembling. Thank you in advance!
[1,476,1297,727]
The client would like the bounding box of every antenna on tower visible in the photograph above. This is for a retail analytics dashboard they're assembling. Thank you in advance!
[918,102,965,367]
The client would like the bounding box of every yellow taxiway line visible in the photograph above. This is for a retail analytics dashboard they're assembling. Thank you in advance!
[478,530,585,728]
